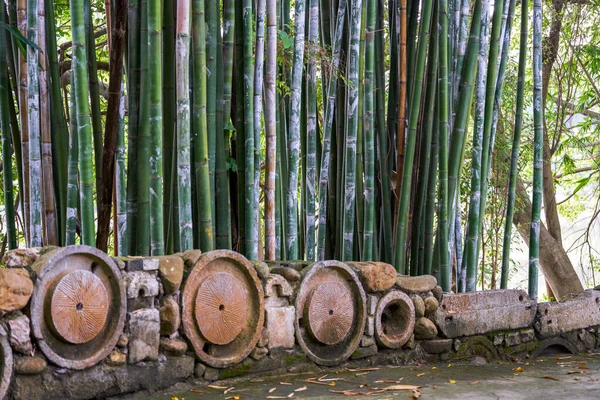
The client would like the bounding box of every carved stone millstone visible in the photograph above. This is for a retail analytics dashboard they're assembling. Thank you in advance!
[182,250,264,368]
[375,290,415,349]
[295,261,367,366]
[30,245,126,370]
[0,326,13,400]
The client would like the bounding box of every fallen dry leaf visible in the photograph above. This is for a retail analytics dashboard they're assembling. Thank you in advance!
[346,367,380,372]
[375,379,404,384]
[449,380,457,384]
[447,363,452,367]
[190,389,205,393]
[416,373,425,377]
[305,379,336,387]
[329,390,363,396]
[269,388,277,393]
[470,381,480,385]
[294,386,307,392]
[266,396,287,399]
[513,367,525,373]
[280,382,293,386]
[207,385,228,389]
[544,376,560,381]
[287,393,294,398]
[411,390,421,399]
[432,366,438,370]
[225,396,240,400]
[224,387,235,394]
[355,372,370,376]
[381,384,420,391]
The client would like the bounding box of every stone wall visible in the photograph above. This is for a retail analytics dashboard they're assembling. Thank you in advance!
[1,245,600,399]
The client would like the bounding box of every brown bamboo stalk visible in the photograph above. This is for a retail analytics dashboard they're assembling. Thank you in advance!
[17,0,30,246]
[395,0,407,226]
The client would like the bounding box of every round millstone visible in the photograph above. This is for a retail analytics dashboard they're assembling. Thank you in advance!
[307,282,355,345]
[195,272,248,345]
[51,270,109,344]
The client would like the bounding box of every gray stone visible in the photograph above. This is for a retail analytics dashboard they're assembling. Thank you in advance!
[367,295,378,316]
[0,326,12,399]
[111,257,126,270]
[404,334,416,350]
[124,270,159,299]
[160,338,188,356]
[414,317,438,340]
[504,329,535,346]
[424,296,439,316]
[396,275,437,294]
[264,274,293,308]
[117,334,129,348]
[194,363,206,378]
[471,356,488,365]
[361,336,376,347]
[365,316,375,336]
[203,367,220,381]
[536,291,600,338]
[266,306,295,350]
[14,356,46,375]
[411,295,425,318]
[493,334,504,346]
[432,285,443,302]
[420,339,452,354]
[347,262,397,292]
[160,297,181,336]
[1,248,40,268]
[258,328,269,348]
[270,266,301,282]
[579,329,597,350]
[182,249,202,268]
[250,346,269,361]
[351,344,378,359]
[157,256,184,295]
[108,350,127,365]
[128,308,160,363]
[0,268,33,316]
[124,257,160,271]
[251,260,271,280]
[8,314,32,354]
[433,289,536,338]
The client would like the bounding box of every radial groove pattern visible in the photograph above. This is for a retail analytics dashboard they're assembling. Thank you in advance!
[307,282,354,345]
[195,272,248,345]
[51,270,109,344]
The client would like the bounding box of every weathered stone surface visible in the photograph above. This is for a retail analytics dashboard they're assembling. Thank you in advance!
[203,367,220,381]
[157,256,184,295]
[108,350,127,365]
[182,249,202,268]
[128,308,160,363]
[351,344,377,359]
[160,297,181,336]
[0,268,33,316]
[365,315,375,336]
[414,317,438,340]
[258,328,269,348]
[396,275,437,294]
[432,286,443,302]
[420,339,453,354]
[264,274,293,308]
[250,346,269,361]
[0,325,13,400]
[266,306,295,350]
[8,314,32,354]
[411,295,425,318]
[505,329,535,347]
[124,270,159,299]
[194,363,206,378]
[404,334,416,350]
[424,296,439,316]
[361,336,376,347]
[347,262,397,292]
[433,289,536,338]
[493,334,504,346]
[1,248,41,268]
[123,257,159,271]
[111,257,126,270]
[12,355,194,399]
[14,356,47,375]
[270,266,301,282]
[160,338,188,356]
[251,261,271,280]
[367,295,378,316]
[536,291,600,338]
[117,334,129,348]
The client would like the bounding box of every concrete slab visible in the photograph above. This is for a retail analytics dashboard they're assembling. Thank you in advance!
[536,290,600,338]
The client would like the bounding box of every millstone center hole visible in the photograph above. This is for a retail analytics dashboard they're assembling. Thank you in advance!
[329,310,334,316]
[219,304,225,311]
[381,301,410,339]
[76,302,84,311]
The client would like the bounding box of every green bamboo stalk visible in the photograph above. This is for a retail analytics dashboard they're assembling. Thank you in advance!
[423,108,439,276]
[216,0,234,249]
[0,5,16,249]
[265,0,277,259]
[355,0,366,259]
[254,0,265,259]
[175,0,193,251]
[286,0,306,260]
[363,0,375,262]
[234,0,245,254]
[206,0,218,232]
[501,0,527,289]
[126,0,141,255]
[71,0,95,246]
[393,0,432,273]
[317,0,347,261]
[342,0,363,261]
[192,0,214,252]
[163,0,176,253]
[136,0,151,255]
[464,0,491,291]
[115,78,127,256]
[529,0,542,299]
[65,76,79,245]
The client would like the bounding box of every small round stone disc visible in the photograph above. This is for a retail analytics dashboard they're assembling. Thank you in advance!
[51,270,109,344]
[195,272,248,345]
[307,282,354,345]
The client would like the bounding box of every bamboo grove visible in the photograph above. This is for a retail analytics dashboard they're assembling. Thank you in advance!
[0,0,545,296]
